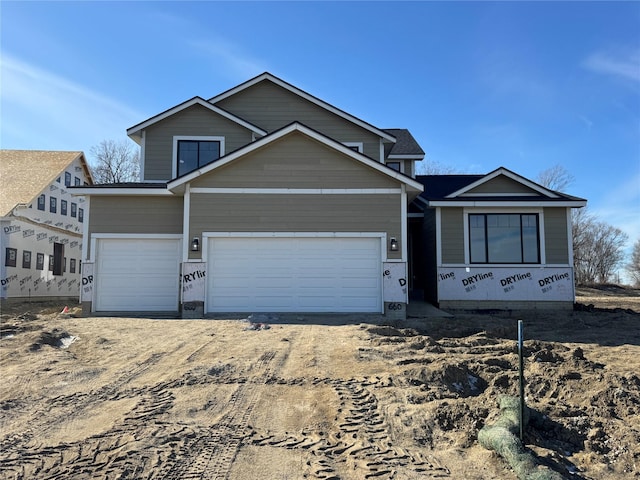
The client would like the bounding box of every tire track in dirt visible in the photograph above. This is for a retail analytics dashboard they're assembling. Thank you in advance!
[0,351,177,479]
[249,376,450,479]
[157,350,279,480]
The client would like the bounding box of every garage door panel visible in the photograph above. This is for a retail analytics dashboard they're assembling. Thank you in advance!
[208,236,381,313]
[96,238,180,312]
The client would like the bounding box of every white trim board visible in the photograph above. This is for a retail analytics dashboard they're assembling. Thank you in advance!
[189,188,402,194]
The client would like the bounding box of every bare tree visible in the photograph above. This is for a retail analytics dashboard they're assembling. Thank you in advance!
[572,208,628,284]
[90,139,140,183]
[416,159,460,175]
[536,164,575,192]
[625,239,640,287]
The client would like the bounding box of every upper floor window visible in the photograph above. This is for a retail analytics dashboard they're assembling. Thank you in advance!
[175,136,224,177]
[61,200,68,216]
[344,142,363,153]
[469,213,540,264]
[74,177,81,186]
[386,161,401,172]
[50,197,57,214]
[37,194,46,211]
[65,172,72,187]
[71,202,77,218]
[5,248,17,267]
[78,208,84,223]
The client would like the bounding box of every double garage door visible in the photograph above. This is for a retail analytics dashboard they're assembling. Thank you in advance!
[94,236,382,313]
[207,237,382,313]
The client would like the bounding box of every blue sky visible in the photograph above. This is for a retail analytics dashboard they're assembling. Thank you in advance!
[1,1,639,267]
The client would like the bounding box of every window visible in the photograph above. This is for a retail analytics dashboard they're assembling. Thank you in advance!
[78,208,84,223]
[74,176,81,186]
[50,197,57,213]
[175,137,223,177]
[65,172,71,187]
[70,258,76,274]
[387,161,401,172]
[36,253,45,271]
[61,200,68,216]
[56,176,61,183]
[5,248,17,267]
[22,251,31,269]
[344,142,363,153]
[49,256,54,271]
[53,243,64,276]
[37,194,46,211]
[469,213,540,264]
[71,202,77,218]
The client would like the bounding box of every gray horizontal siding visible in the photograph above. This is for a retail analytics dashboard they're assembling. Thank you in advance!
[189,193,402,260]
[144,104,254,180]
[440,208,465,264]
[89,195,183,237]
[215,81,384,160]
[467,176,535,194]
[191,132,398,189]
[544,208,569,264]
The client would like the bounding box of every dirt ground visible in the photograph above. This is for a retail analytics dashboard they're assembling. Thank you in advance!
[1,286,639,480]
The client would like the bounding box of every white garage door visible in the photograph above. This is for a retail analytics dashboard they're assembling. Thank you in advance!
[207,236,382,313]
[95,238,181,311]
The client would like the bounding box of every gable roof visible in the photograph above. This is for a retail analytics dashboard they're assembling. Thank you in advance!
[209,72,397,144]
[384,129,425,158]
[0,150,93,216]
[167,122,423,193]
[126,96,267,143]
[416,167,586,207]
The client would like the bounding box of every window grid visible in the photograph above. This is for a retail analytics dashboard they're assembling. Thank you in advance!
[469,213,540,264]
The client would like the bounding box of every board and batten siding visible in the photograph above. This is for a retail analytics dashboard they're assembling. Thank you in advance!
[214,81,384,160]
[190,132,398,190]
[189,193,402,260]
[543,207,570,264]
[466,176,536,195]
[440,208,465,264]
[88,196,183,256]
[143,104,255,181]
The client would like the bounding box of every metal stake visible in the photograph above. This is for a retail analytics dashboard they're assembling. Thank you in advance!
[518,319,525,441]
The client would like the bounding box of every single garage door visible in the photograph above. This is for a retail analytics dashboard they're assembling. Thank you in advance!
[207,236,382,313]
[95,238,181,311]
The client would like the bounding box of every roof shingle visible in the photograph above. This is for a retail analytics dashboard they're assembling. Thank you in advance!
[0,150,86,216]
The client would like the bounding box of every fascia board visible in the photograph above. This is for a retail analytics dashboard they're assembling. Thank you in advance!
[427,200,587,208]
[168,122,423,193]
[445,167,560,199]
[209,73,397,143]
[126,97,267,137]
[387,154,425,160]
[69,188,173,196]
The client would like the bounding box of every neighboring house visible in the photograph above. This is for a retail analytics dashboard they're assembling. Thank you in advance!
[72,73,586,317]
[73,73,425,317]
[0,150,93,302]
[410,168,587,310]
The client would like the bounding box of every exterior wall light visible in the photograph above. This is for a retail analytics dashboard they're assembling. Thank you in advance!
[191,237,200,252]
[389,237,399,252]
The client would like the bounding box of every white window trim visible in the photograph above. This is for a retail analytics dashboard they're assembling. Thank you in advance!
[343,142,363,153]
[173,135,225,178]
[462,207,546,265]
